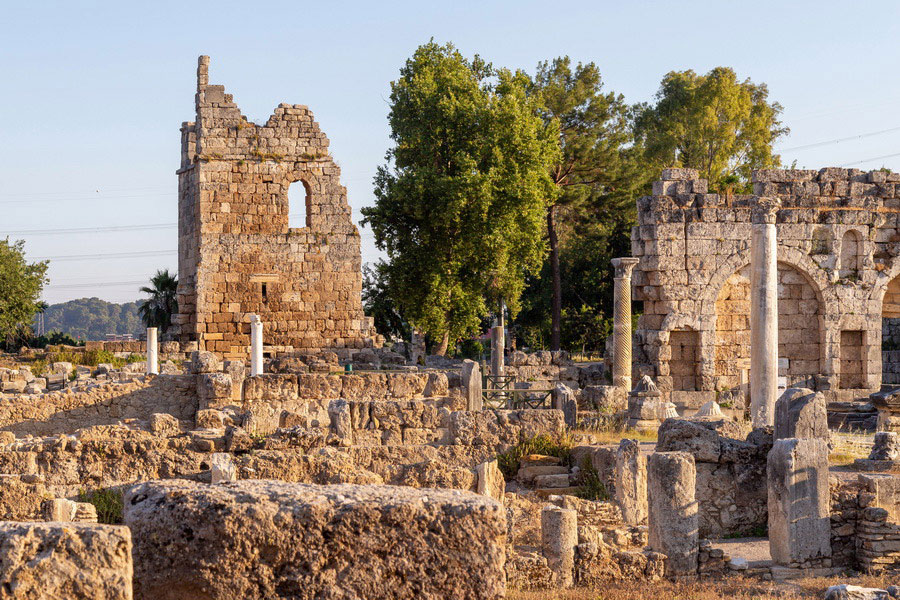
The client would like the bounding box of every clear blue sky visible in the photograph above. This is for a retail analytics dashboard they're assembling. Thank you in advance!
[2,0,900,304]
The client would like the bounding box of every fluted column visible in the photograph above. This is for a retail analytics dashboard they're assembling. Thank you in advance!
[750,198,780,427]
[146,327,158,375]
[250,314,264,376]
[611,257,640,390]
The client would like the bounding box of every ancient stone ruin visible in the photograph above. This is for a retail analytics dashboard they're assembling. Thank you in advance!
[172,56,380,359]
[8,55,900,597]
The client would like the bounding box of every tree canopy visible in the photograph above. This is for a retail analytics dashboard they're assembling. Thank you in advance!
[138,269,178,333]
[362,41,560,354]
[39,298,143,341]
[633,66,788,190]
[0,239,48,346]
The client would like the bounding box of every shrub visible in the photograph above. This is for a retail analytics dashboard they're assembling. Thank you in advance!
[77,487,124,524]
[574,455,609,501]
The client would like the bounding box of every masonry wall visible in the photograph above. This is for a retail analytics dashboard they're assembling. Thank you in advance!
[172,56,379,358]
[633,167,900,407]
[0,375,197,436]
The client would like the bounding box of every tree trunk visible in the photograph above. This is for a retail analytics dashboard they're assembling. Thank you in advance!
[434,330,450,356]
[548,204,561,351]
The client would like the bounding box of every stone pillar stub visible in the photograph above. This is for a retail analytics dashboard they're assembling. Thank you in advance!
[611,257,640,390]
[615,438,648,525]
[648,451,698,576]
[767,438,831,566]
[146,327,159,375]
[774,388,829,442]
[461,360,483,411]
[541,505,577,588]
[250,314,263,376]
[750,197,780,427]
[490,325,505,377]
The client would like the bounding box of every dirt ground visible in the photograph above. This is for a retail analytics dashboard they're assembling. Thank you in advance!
[508,573,896,599]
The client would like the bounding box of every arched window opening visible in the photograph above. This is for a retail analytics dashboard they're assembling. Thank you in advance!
[839,230,863,279]
[288,180,311,229]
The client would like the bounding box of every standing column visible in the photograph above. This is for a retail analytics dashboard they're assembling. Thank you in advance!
[490,325,505,377]
[146,327,158,375]
[250,314,263,376]
[750,199,780,427]
[611,258,640,390]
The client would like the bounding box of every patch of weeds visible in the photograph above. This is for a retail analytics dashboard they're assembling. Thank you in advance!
[78,488,124,524]
[496,434,575,480]
[722,524,767,539]
[574,456,610,501]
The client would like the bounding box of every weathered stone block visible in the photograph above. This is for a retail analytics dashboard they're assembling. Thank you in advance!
[774,388,828,441]
[125,480,506,600]
[615,438,648,525]
[648,451,698,576]
[767,438,831,566]
[0,522,133,600]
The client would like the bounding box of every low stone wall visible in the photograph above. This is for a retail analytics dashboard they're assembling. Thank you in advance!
[0,375,197,436]
[125,480,506,600]
[655,419,769,537]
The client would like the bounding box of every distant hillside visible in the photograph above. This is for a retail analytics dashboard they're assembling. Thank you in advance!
[38,298,143,341]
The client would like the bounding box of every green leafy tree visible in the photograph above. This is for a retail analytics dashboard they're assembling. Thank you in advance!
[529,57,647,350]
[138,269,178,333]
[0,239,48,346]
[362,41,560,355]
[633,66,788,189]
[362,261,410,343]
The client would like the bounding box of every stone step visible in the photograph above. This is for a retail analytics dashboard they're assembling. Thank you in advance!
[516,465,568,485]
[519,454,561,468]
[532,474,570,488]
[534,486,582,499]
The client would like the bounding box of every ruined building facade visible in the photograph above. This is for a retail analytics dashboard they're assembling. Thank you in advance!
[171,56,379,357]
[632,167,900,410]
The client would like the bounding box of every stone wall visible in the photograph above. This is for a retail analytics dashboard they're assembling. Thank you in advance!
[633,167,900,406]
[655,419,769,537]
[172,56,379,358]
[0,375,197,436]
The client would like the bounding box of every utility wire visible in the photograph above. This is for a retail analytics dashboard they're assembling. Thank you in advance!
[839,152,900,167]
[0,223,176,236]
[782,126,900,152]
[46,280,148,289]
[34,250,176,262]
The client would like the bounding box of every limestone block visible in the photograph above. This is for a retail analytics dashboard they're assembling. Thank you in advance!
[476,459,504,501]
[774,388,828,442]
[424,372,449,397]
[243,374,297,402]
[210,452,236,484]
[648,451,698,576]
[869,432,900,461]
[541,505,577,588]
[197,373,233,409]
[43,498,78,522]
[615,439,648,525]
[297,374,342,399]
[191,351,220,374]
[125,480,506,600]
[552,384,578,428]
[0,522,133,600]
[767,438,831,566]
[196,409,227,430]
[328,399,352,443]
[824,585,890,600]
[461,360,482,411]
[149,413,181,437]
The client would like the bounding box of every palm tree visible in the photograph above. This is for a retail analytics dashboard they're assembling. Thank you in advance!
[138,269,178,333]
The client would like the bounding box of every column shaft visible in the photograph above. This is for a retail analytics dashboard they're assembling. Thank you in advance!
[146,327,158,375]
[751,221,779,427]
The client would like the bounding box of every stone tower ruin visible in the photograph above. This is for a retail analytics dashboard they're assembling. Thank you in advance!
[171,56,380,358]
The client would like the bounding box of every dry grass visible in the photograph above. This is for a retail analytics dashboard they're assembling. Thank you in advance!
[573,427,658,446]
[508,574,896,600]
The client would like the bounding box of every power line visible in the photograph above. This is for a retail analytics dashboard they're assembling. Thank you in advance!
[0,193,175,205]
[34,250,176,262]
[0,186,171,198]
[782,126,900,152]
[46,280,148,289]
[839,152,900,167]
[0,223,176,236]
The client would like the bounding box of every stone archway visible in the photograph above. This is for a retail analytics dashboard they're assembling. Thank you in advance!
[714,262,822,392]
[882,274,900,386]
